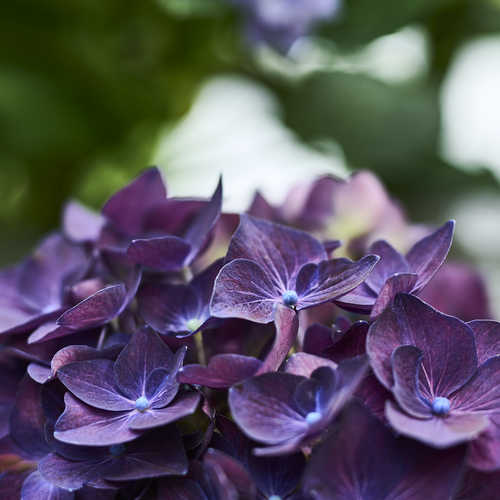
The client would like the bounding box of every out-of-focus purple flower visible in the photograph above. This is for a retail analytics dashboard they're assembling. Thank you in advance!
[138,259,224,338]
[418,261,491,322]
[54,326,199,446]
[210,214,379,324]
[335,220,454,320]
[228,355,368,455]
[98,168,223,273]
[367,293,500,468]
[232,0,340,52]
[303,401,467,500]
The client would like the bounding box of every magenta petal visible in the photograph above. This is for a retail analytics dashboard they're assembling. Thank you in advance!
[178,354,263,389]
[21,471,74,500]
[256,304,298,375]
[114,325,175,401]
[385,401,488,448]
[391,345,432,418]
[229,372,308,445]
[58,358,134,411]
[405,220,455,294]
[367,293,477,395]
[210,259,278,323]
[468,320,500,366]
[369,273,418,322]
[102,167,166,237]
[128,391,200,430]
[126,236,192,271]
[54,394,141,446]
[455,467,500,499]
[285,353,337,378]
[57,285,127,331]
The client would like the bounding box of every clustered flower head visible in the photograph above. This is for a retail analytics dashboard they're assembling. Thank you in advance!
[0,166,498,500]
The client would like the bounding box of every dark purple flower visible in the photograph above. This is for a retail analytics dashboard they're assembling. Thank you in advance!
[0,233,89,336]
[39,425,187,491]
[54,326,200,445]
[138,259,224,337]
[178,304,298,389]
[302,401,467,500]
[210,214,379,324]
[335,220,455,320]
[367,293,500,466]
[98,168,223,272]
[228,355,368,455]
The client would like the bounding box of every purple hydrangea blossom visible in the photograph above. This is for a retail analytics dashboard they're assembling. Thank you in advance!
[210,214,379,323]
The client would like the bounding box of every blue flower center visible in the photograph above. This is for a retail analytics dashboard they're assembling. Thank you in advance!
[109,444,126,457]
[432,397,451,417]
[305,411,322,425]
[269,496,282,500]
[187,318,202,332]
[282,290,298,307]
[135,396,150,412]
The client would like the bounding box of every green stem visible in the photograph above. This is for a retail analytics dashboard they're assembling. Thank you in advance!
[194,330,206,366]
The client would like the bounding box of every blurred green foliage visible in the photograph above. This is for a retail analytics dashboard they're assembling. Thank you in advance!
[1,0,500,264]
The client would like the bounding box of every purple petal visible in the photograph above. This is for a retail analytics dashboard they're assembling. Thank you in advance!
[138,283,201,335]
[21,471,74,500]
[101,168,166,237]
[225,214,326,289]
[322,320,369,363]
[147,346,186,408]
[285,353,337,378]
[57,285,127,331]
[302,323,333,356]
[128,391,200,430]
[354,373,393,423]
[114,326,175,401]
[10,376,51,457]
[367,293,477,397]
[455,467,500,499]
[210,259,278,323]
[229,372,308,445]
[101,425,188,480]
[18,233,88,314]
[27,363,52,384]
[303,401,466,500]
[385,400,488,448]
[468,320,500,366]
[39,453,105,490]
[405,220,455,294]
[182,177,223,264]
[452,356,500,413]
[468,416,500,471]
[50,346,102,381]
[126,236,192,272]
[58,359,134,411]
[295,255,380,309]
[369,273,418,322]
[333,282,378,314]
[364,240,409,291]
[54,394,142,446]
[62,200,104,243]
[255,304,298,375]
[158,477,208,500]
[178,354,263,389]
[391,345,432,418]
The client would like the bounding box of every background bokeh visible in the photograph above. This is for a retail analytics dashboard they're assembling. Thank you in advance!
[3,0,500,310]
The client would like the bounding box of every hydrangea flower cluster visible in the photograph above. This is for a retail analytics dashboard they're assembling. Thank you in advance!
[1,167,499,499]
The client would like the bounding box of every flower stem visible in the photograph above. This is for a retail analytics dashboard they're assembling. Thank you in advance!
[195,330,206,366]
